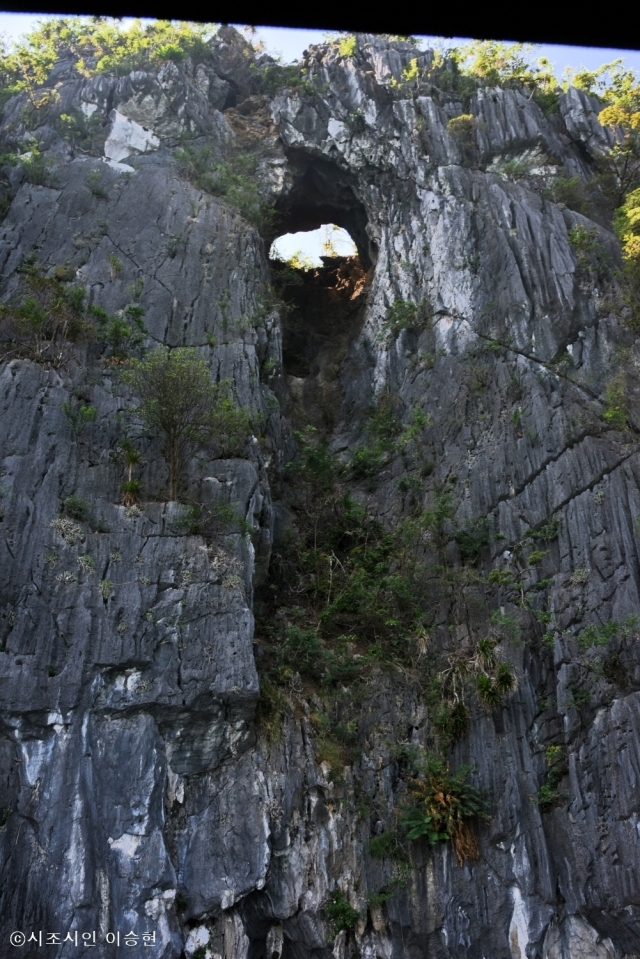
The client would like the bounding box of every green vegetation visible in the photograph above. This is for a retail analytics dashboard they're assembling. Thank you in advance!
[256,425,519,765]
[368,830,408,862]
[336,35,357,59]
[403,57,420,84]
[91,303,147,360]
[383,297,432,336]
[174,500,254,539]
[532,744,567,809]
[86,169,108,199]
[601,372,628,430]
[63,399,97,438]
[271,249,315,274]
[411,42,561,113]
[264,499,427,680]
[100,578,113,600]
[347,394,432,483]
[579,64,640,207]
[57,109,103,151]
[17,142,57,186]
[613,188,640,328]
[0,264,92,366]
[0,259,147,366]
[114,437,143,505]
[367,751,489,866]
[59,494,109,533]
[454,516,490,563]
[432,630,517,740]
[0,18,217,99]
[455,42,557,106]
[62,495,91,522]
[403,756,489,863]
[528,517,559,543]
[447,114,478,149]
[0,261,92,364]
[500,157,532,180]
[568,224,599,253]
[256,427,436,688]
[108,255,122,278]
[616,187,640,263]
[50,516,83,545]
[567,224,610,280]
[78,553,95,575]
[324,891,359,933]
[122,347,252,500]
[559,61,640,325]
[542,175,591,214]
[250,62,313,97]
[175,144,272,230]
[577,615,638,650]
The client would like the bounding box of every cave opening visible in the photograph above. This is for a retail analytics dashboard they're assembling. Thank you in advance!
[268,150,376,270]
[268,152,373,408]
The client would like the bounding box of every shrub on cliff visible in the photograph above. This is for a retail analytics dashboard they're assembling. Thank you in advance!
[323,890,359,934]
[122,347,251,500]
[403,756,489,863]
[90,304,147,360]
[0,262,92,365]
[175,143,272,230]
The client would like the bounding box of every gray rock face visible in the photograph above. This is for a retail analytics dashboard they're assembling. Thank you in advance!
[0,28,639,959]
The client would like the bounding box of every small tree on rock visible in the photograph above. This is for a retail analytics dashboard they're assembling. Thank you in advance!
[123,347,251,500]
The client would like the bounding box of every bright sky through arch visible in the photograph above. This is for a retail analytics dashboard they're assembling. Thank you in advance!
[271,227,357,267]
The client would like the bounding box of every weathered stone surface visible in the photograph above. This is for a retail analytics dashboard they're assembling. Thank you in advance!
[1,28,639,959]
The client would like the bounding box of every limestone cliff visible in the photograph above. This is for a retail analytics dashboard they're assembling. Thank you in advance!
[0,27,639,959]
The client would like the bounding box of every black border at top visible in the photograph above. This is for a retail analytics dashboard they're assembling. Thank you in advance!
[1,2,639,53]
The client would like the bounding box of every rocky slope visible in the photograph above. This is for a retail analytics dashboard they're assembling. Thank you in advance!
[0,27,639,959]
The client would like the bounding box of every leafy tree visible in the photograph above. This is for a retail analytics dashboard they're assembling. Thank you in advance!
[614,187,640,327]
[0,17,217,89]
[0,27,59,116]
[336,35,357,59]
[122,347,251,500]
[615,185,640,260]
[452,41,559,112]
[456,41,548,87]
[403,57,420,83]
[277,249,316,271]
[563,61,640,205]
[599,110,640,204]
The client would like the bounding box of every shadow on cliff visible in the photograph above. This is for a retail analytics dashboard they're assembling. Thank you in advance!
[271,254,370,430]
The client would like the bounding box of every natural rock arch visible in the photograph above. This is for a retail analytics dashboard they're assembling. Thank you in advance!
[269,150,376,271]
